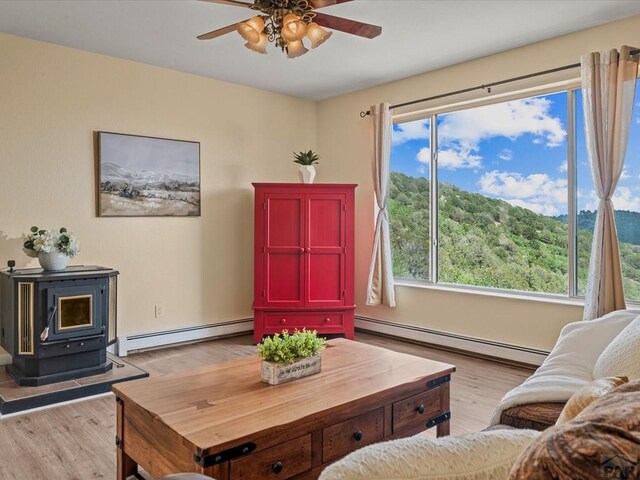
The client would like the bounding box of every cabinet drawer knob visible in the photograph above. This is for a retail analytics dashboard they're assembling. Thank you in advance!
[324,317,331,323]
[280,318,286,325]
[417,404,425,415]
[272,461,283,474]
[353,430,363,441]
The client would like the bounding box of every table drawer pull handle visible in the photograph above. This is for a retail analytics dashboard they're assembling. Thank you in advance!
[417,404,425,415]
[353,430,363,441]
[280,318,286,324]
[272,461,283,474]
[324,317,331,323]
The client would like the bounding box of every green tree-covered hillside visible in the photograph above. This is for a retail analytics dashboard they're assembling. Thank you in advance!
[389,172,640,301]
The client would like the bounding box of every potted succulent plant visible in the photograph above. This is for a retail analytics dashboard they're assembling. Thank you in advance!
[293,150,320,184]
[23,226,79,271]
[257,329,326,385]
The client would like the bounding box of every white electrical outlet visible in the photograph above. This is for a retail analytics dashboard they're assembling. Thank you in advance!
[155,305,165,318]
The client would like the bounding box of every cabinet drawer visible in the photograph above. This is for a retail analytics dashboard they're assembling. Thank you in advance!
[230,435,312,480]
[265,312,343,329]
[323,408,384,463]
[392,387,441,434]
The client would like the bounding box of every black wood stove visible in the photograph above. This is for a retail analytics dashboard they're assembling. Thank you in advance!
[0,266,118,386]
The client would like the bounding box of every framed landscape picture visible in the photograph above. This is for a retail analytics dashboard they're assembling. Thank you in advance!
[97,132,200,217]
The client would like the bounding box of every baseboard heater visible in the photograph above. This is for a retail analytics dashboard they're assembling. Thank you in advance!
[117,318,254,357]
[355,316,549,366]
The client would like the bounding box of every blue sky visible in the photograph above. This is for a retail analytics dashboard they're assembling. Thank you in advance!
[391,81,640,217]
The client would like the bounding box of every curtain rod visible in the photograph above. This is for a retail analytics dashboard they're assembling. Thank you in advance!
[359,48,640,118]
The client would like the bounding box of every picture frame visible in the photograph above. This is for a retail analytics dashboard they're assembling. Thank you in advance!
[96,131,201,217]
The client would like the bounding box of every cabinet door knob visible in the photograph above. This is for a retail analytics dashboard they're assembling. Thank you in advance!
[305,247,311,253]
[324,317,331,323]
[272,461,283,474]
[353,430,363,441]
[299,247,305,254]
[280,318,286,325]
[417,404,425,415]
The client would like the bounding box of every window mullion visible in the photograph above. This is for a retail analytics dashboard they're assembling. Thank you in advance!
[430,113,439,284]
[568,89,577,298]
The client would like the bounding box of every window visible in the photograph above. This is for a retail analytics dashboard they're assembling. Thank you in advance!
[390,80,640,301]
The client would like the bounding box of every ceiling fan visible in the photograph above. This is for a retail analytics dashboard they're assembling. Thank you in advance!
[197,0,382,58]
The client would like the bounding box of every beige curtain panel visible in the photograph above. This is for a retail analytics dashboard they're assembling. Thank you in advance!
[366,103,396,307]
[581,46,639,320]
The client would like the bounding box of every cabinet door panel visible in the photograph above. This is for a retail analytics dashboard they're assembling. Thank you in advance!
[306,195,345,307]
[264,194,305,307]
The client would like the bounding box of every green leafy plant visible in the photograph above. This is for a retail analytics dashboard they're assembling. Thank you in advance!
[257,329,326,364]
[293,150,320,166]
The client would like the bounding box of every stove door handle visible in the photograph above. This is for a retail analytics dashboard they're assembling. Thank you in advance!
[40,306,57,343]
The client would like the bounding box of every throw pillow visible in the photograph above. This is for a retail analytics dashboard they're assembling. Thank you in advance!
[319,429,540,480]
[555,376,628,424]
[509,379,640,480]
[593,315,640,380]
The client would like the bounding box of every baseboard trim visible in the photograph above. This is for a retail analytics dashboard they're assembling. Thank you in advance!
[355,316,549,366]
[117,318,254,356]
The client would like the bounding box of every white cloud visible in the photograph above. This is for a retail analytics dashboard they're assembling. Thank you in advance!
[532,138,543,144]
[504,199,560,216]
[583,187,640,212]
[559,160,568,173]
[417,147,431,164]
[415,147,482,170]
[439,97,566,150]
[392,119,430,145]
[498,149,513,161]
[620,167,631,180]
[416,165,427,176]
[613,187,640,211]
[478,170,567,216]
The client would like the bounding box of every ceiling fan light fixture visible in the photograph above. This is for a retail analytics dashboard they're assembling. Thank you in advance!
[245,32,269,54]
[281,14,308,42]
[236,15,264,43]
[306,22,332,49]
[286,40,309,59]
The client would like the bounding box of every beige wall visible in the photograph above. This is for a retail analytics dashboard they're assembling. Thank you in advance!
[316,15,640,351]
[0,33,316,337]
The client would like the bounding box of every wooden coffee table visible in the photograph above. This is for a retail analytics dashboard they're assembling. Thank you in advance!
[113,339,455,480]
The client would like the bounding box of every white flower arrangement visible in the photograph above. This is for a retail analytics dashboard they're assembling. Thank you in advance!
[23,226,80,258]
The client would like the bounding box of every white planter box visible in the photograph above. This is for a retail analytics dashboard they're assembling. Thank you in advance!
[261,354,321,385]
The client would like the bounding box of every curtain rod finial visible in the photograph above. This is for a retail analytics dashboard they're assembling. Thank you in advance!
[360,110,370,118]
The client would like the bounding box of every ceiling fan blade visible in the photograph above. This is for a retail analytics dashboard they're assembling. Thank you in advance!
[199,0,254,8]
[309,0,353,9]
[197,23,242,40]
[313,12,382,39]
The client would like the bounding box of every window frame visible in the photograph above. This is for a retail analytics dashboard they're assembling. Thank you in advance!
[390,80,639,304]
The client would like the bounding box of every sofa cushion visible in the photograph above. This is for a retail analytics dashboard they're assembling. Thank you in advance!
[319,429,540,480]
[556,376,628,425]
[499,402,565,431]
[593,315,640,380]
[509,379,640,479]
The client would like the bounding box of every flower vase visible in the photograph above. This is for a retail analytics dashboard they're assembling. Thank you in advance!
[38,252,70,271]
[298,165,316,184]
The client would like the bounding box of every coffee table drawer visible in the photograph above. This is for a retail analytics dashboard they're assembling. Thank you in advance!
[230,434,312,480]
[323,408,384,463]
[265,312,343,329]
[392,387,441,434]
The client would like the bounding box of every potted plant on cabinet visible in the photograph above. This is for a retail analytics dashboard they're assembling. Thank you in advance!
[293,150,320,183]
[257,329,326,385]
[23,226,80,271]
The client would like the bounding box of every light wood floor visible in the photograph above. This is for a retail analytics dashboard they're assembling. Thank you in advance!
[0,332,534,480]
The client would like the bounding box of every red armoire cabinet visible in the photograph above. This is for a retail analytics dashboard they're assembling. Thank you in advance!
[253,183,357,343]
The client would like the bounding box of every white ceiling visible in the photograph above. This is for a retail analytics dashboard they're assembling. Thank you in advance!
[1,0,640,100]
